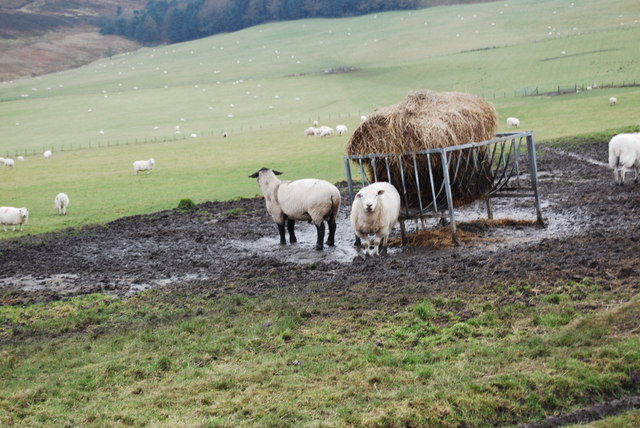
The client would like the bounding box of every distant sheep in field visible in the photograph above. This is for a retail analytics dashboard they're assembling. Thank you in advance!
[608,133,640,185]
[312,120,319,127]
[506,117,520,128]
[0,206,29,232]
[350,181,401,257]
[336,125,348,136]
[249,167,340,251]
[54,192,69,215]
[0,157,4,164]
[133,158,155,175]
[304,126,316,136]
[609,97,617,106]
[360,115,367,121]
[4,158,15,168]
[318,126,334,137]
[17,156,24,161]
[43,150,52,159]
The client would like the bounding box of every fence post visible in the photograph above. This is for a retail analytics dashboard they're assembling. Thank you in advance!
[440,149,460,246]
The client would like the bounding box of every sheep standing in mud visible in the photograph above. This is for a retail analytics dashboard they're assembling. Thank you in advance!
[350,181,401,257]
[608,132,640,185]
[249,167,341,250]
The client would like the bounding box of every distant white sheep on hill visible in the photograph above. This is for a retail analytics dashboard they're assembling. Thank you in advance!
[336,125,348,136]
[4,158,15,168]
[506,117,520,128]
[133,158,155,175]
[54,192,69,215]
[609,97,617,106]
[0,207,29,232]
[43,150,52,159]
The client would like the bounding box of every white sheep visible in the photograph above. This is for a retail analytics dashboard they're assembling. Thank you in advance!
[0,206,29,232]
[304,126,316,136]
[17,156,24,161]
[609,97,617,106]
[0,157,4,164]
[336,124,348,136]
[608,133,640,185]
[133,158,155,175]
[249,167,341,250]
[318,126,334,137]
[4,158,15,168]
[350,181,401,257]
[506,117,520,128]
[43,150,52,159]
[54,192,69,215]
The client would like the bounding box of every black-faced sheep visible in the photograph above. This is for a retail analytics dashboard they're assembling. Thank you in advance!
[350,181,401,257]
[249,167,341,250]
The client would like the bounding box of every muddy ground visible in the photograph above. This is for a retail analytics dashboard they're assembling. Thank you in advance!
[0,139,639,307]
[1,139,639,426]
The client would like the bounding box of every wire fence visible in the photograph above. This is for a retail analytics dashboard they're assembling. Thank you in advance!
[484,80,639,99]
[3,78,637,158]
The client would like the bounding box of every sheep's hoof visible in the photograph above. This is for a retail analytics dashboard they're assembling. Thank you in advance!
[315,244,324,251]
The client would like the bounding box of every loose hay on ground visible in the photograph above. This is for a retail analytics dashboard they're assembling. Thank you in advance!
[389,219,539,248]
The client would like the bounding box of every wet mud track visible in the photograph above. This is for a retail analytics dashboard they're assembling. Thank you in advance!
[0,139,639,308]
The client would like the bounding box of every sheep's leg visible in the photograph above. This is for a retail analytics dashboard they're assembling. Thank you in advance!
[287,218,297,244]
[326,216,336,246]
[1,224,5,232]
[315,222,325,251]
[276,223,287,245]
[379,235,389,255]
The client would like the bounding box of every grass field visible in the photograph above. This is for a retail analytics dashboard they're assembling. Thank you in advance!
[1,277,639,426]
[0,0,638,236]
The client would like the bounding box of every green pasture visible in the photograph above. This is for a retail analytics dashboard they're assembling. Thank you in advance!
[1,279,639,426]
[0,0,639,237]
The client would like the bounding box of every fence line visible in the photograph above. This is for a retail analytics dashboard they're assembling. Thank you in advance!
[484,79,639,99]
[3,78,637,158]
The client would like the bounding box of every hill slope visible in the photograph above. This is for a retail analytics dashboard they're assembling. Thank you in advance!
[0,0,144,80]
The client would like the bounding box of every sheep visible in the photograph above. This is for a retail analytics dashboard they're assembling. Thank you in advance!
[350,181,401,257]
[608,133,640,185]
[336,124,348,136]
[318,126,334,137]
[0,157,4,164]
[506,117,520,128]
[17,156,24,161]
[4,158,14,168]
[54,192,69,215]
[43,150,52,159]
[0,206,29,232]
[304,126,316,136]
[609,96,617,106]
[133,158,155,175]
[249,167,341,251]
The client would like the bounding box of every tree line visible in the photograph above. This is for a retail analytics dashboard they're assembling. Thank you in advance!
[99,0,427,45]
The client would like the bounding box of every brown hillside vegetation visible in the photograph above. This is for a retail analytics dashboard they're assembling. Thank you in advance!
[0,0,144,80]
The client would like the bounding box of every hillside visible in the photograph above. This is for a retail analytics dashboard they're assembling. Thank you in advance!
[0,0,145,80]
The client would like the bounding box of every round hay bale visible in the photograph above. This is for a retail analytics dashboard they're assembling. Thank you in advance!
[346,89,498,209]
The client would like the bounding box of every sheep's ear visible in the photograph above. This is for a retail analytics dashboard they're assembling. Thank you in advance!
[273,170,283,176]
[377,190,385,195]
[248,171,259,178]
